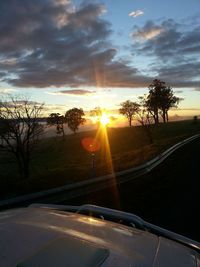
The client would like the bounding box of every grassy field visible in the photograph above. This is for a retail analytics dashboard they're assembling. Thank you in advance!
[0,119,199,199]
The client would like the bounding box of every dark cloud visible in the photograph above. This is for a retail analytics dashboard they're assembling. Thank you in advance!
[131,21,164,42]
[152,61,200,88]
[1,1,199,90]
[131,18,200,88]
[132,19,200,59]
[0,0,150,89]
[52,89,96,95]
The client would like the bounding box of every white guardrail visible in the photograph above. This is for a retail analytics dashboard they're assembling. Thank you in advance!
[0,134,199,208]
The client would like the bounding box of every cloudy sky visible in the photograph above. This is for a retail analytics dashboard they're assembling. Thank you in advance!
[0,0,199,117]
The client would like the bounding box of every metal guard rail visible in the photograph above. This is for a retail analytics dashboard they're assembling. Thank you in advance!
[0,134,199,209]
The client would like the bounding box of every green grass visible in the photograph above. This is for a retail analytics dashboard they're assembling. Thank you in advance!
[0,119,199,199]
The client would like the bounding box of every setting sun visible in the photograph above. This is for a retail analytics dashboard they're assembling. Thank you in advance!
[100,113,110,126]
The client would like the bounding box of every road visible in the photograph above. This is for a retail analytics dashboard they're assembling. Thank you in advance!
[62,137,200,242]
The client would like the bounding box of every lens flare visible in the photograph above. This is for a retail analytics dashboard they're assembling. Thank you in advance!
[94,118,120,210]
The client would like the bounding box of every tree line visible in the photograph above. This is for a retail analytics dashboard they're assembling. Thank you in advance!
[47,108,85,137]
[0,79,180,179]
[119,79,180,127]
[48,79,180,137]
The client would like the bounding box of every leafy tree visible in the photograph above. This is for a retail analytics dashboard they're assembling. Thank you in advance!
[147,79,179,124]
[0,97,44,179]
[65,108,85,133]
[90,107,105,126]
[90,107,103,118]
[147,79,164,124]
[47,113,66,137]
[119,100,140,127]
[90,107,108,127]
[158,87,179,123]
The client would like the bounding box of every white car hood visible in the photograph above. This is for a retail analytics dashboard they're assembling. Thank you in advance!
[0,207,199,267]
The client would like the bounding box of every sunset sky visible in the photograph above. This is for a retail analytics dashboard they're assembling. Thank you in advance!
[0,0,199,120]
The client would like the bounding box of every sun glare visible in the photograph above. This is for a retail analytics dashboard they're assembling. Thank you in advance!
[100,113,110,126]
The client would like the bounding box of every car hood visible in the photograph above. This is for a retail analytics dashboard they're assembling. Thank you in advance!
[0,207,199,267]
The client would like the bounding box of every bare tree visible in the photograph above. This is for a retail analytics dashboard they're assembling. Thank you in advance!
[47,113,66,138]
[119,100,140,127]
[136,97,154,144]
[0,97,44,179]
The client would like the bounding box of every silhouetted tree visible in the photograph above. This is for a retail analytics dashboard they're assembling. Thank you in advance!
[65,108,85,133]
[193,115,198,124]
[147,79,164,124]
[47,113,66,138]
[158,86,179,123]
[136,96,154,144]
[119,100,140,126]
[0,97,44,179]
[147,79,179,124]
[90,107,108,127]
[90,107,103,117]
